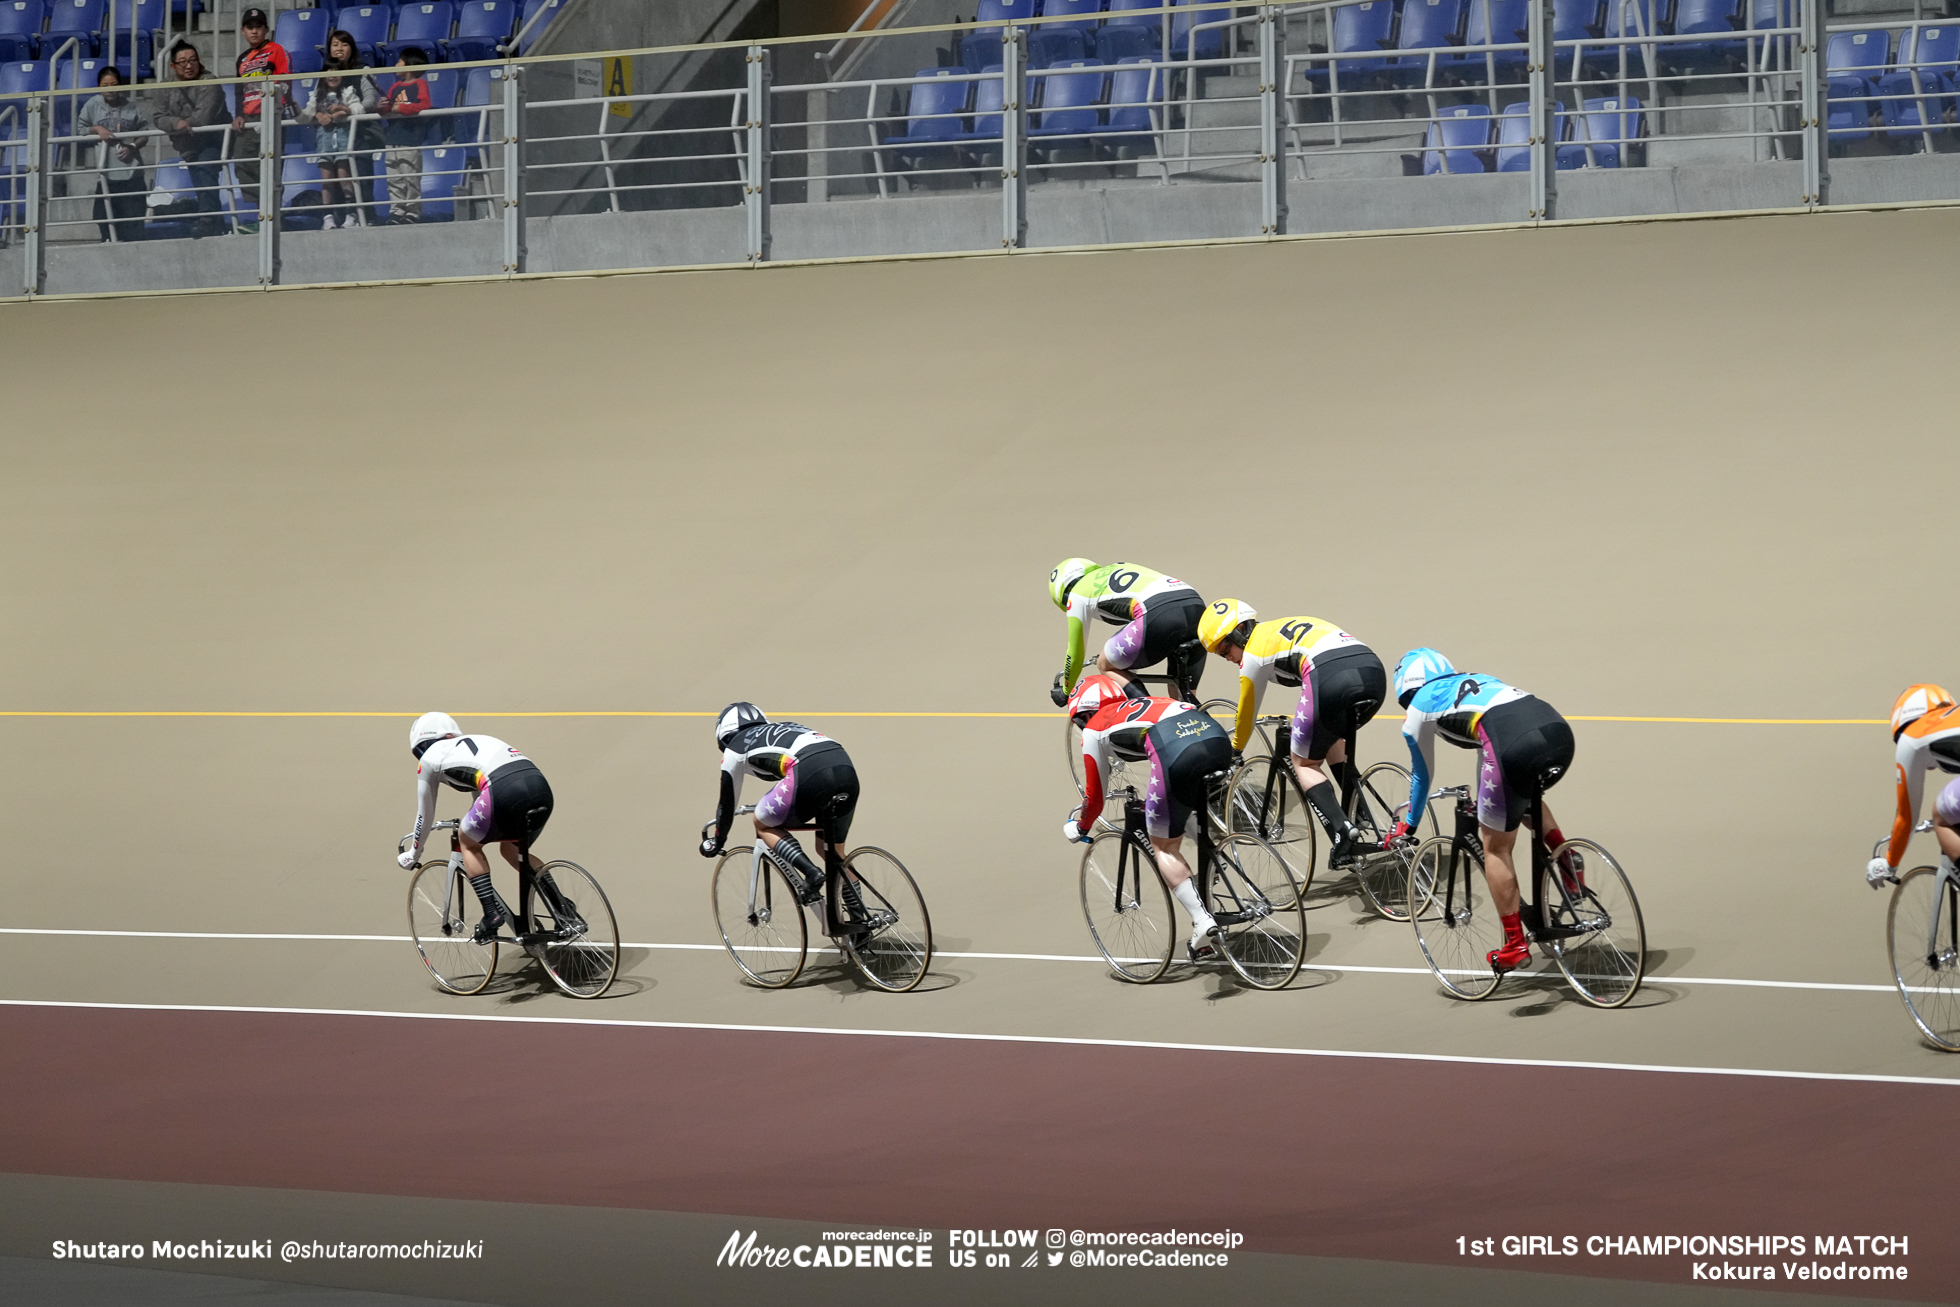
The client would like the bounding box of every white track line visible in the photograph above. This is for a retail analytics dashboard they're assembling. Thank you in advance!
[0,928,1902,993]
[1,998,1953,1088]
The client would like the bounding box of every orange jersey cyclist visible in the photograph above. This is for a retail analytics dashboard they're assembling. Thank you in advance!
[699,702,864,935]
[1868,685,1960,889]
[1197,599,1388,869]
[1048,558,1208,705]
[1391,651,1578,974]
[397,712,562,942]
[1063,674,1234,959]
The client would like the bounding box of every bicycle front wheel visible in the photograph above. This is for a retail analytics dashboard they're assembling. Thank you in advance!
[713,845,808,988]
[1409,837,1504,1000]
[1545,839,1644,1008]
[1068,717,1145,819]
[1887,864,1960,1051]
[1080,830,1176,983]
[407,860,497,995]
[524,860,619,999]
[1222,755,1314,897]
[1347,761,1429,920]
[841,846,933,993]
[1209,832,1307,990]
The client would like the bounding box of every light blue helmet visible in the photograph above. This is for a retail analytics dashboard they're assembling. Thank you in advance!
[1394,648,1456,708]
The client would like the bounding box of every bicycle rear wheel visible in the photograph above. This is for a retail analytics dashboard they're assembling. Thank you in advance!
[1068,718,1147,819]
[1545,839,1644,1008]
[713,845,808,988]
[841,846,933,993]
[1887,864,1960,1051]
[1347,761,1429,920]
[1209,832,1306,989]
[1222,755,1314,897]
[1409,837,1504,1000]
[1080,829,1176,983]
[407,860,496,994]
[523,860,619,999]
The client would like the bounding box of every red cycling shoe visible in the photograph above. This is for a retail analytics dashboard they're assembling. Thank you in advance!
[1487,938,1533,973]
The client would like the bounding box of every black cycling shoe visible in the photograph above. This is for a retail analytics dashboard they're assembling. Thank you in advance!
[1327,832,1384,871]
[472,908,510,945]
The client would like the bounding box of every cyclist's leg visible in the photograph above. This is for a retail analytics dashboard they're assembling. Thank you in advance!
[1292,651,1385,861]
[1144,734,1213,942]
[1934,780,1960,861]
[457,786,509,930]
[1473,722,1531,971]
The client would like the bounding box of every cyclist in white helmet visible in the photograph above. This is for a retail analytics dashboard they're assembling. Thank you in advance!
[398,713,560,942]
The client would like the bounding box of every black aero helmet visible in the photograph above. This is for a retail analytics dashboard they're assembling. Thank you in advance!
[715,702,768,750]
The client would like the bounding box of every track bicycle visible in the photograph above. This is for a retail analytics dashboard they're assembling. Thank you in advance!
[1409,786,1645,1007]
[1219,713,1436,918]
[1879,820,1960,1051]
[404,819,621,999]
[1078,778,1305,989]
[710,798,933,993]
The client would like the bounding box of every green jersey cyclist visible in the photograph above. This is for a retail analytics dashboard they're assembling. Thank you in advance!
[1048,558,1208,706]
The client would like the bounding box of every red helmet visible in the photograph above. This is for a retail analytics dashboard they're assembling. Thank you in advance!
[1066,673,1129,726]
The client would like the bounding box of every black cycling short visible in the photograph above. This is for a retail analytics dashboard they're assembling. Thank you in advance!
[1474,697,1574,832]
[467,760,554,846]
[776,742,861,846]
[1295,646,1387,761]
[1143,710,1233,840]
[1105,588,1207,673]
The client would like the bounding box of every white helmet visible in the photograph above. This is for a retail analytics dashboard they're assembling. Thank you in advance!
[409,711,459,758]
[715,701,768,751]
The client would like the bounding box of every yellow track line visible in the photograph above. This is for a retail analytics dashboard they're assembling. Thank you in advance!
[0,710,1890,724]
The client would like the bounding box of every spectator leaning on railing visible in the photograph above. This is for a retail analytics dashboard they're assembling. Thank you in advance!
[324,28,388,226]
[375,47,435,225]
[152,40,228,238]
[307,49,375,229]
[230,6,291,231]
[78,64,149,244]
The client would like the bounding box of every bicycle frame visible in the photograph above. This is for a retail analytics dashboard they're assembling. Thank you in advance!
[419,818,564,946]
[1431,788,1605,942]
[1111,780,1259,930]
[1923,864,1960,971]
[1235,715,1363,841]
[734,800,894,941]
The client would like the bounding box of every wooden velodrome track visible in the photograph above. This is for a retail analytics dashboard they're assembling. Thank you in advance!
[4,207,1959,1307]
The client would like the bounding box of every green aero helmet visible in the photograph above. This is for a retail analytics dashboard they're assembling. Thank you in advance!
[1049,558,1095,610]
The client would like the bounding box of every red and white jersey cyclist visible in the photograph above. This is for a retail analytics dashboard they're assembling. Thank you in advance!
[1869,684,1960,888]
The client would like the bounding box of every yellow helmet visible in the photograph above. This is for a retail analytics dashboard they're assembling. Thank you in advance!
[1049,558,1094,610]
[1198,598,1258,652]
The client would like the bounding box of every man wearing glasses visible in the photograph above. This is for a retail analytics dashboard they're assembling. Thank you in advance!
[151,41,228,237]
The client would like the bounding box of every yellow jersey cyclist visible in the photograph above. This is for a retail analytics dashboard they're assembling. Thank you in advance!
[1048,558,1208,706]
[698,703,866,939]
[1197,600,1388,869]
[1867,684,1960,889]
[1391,651,1579,974]
[397,712,565,943]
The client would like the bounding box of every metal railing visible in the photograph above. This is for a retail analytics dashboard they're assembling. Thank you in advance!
[6,2,1960,297]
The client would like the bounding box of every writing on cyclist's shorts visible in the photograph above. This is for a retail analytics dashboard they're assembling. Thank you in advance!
[716,1230,932,1270]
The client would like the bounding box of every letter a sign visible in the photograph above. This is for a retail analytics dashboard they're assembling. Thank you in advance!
[605,56,633,117]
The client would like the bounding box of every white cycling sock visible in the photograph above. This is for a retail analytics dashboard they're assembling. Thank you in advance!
[1171,879,1215,935]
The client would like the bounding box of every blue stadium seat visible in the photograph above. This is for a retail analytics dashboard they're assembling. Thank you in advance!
[1030,57,1105,146]
[954,61,1007,149]
[443,0,512,61]
[1876,25,1956,143]
[512,0,561,54]
[1585,0,1665,77]
[1549,0,1602,76]
[456,62,504,157]
[1825,29,1889,142]
[143,156,196,237]
[1040,0,1101,32]
[973,0,1035,36]
[1388,0,1467,88]
[1170,5,1230,60]
[1422,102,1491,172]
[383,1,453,62]
[51,53,106,136]
[106,0,164,79]
[881,67,970,170]
[1028,27,1088,67]
[0,1,45,61]
[2,55,50,102]
[418,63,461,139]
[280,153,325,228]
[1100,54,1160,144]
[960,32,1003,71]
[1440,0,1528,81]
[1104,0,1164,47]
[1558,94,1642,166]
[1092,24,1154,63]
[1494,98,1565,169]
[1664,0,1744,68]
[284,76,317,153]
[335,4,394,64]
[420,141,462,217]
[41,0,101,57]
[1305,1,1397,90]
[275,6,328,70]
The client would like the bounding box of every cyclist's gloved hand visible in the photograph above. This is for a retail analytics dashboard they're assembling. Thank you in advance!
[1050,672,1069,708]
[1866,856,1895,889]
[1387,819,1414,846]
[700,837,722,859]
[1062,816,1092,845]
[397,849,418,870]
